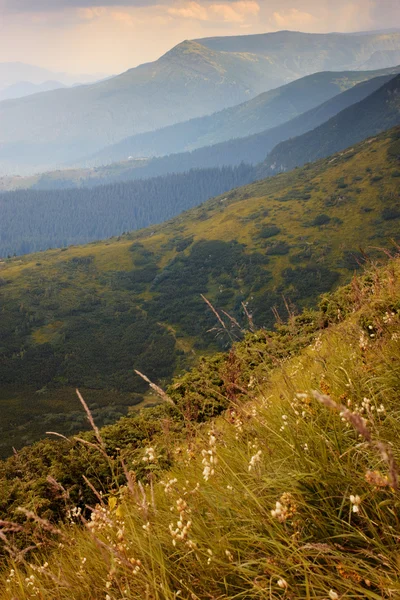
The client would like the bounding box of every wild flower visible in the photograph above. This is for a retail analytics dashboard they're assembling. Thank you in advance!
[350,494,361,513]
[67,505,82,523]
[225,549,234,562]
[169,498,194,548]
[271,493,297,523]
[382,311,396,324]
[248,449,262,472]
[359,330,368,350]
[142,447,156,463]
[201,431,218,481]
[280,414,289,432]
[277,578,288,589]
[329,590,339,599]
[161,477,178,494]
[365,470,390,487]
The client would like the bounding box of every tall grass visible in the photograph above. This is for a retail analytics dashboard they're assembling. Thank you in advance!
[1,258,400,599]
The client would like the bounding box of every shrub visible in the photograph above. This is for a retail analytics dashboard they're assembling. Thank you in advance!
[312,214,331,226]
[258,225,281,239]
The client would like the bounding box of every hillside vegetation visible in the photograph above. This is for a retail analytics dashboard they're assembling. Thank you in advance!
[0,251,399,599]
[0,128,399,457]
[1,31,400,174]
[263,74,400,173]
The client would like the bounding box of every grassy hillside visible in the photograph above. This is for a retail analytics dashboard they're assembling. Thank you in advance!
[2,31,400,175]
[0,252,399,599]
[0,128,399,457]
[82,68,400,166]
[263,74,400,173]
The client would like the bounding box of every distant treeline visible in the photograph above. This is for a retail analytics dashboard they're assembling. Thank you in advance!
[0,164,256,257]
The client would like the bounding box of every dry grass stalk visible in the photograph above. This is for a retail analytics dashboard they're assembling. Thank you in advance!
[17,509,67,540]
[121,458,137,498]
[313,391,399,489]
[76,389,105,449]
[45,431,72,443]
[134,370,175,406]
[201,294,227,330]
[241,301,255,332]
[220,309,242,332]
[74,436,109,460]
[82,475,106,507]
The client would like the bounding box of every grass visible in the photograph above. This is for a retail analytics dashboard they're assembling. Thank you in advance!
[0,255,399,599]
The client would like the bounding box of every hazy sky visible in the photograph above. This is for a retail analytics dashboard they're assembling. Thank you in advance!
[0,0,399,75]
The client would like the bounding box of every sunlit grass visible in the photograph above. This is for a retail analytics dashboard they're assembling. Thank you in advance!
[1,257,399,599]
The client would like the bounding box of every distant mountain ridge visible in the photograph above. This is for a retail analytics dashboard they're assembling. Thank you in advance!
[1,69,399,193]
[83,66,400,167]
[0,62,105,89]
[0,80,66,102]
[262,73,400,173]
[1,30,400,175]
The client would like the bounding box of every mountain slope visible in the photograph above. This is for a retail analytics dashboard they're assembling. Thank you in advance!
[0,128,399,456]
[0,255,399,598]
[0,41,288,175]
[197,29,400,66]
[72,71,400,184]
[0,80,66,102]
[2,31,400,174]
[1,69,397,194]
[263,74,400,173]
[83,67,400,166]
[0,164,257,257]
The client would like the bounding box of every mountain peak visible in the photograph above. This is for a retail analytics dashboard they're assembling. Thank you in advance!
[159,39,216,61]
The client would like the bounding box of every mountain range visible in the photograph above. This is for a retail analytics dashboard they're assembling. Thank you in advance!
[263,73,400,173]
[1,66,400,195]
[1,30,400,175]
[82,66,400,166]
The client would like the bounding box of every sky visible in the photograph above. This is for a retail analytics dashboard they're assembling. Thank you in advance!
[0,0,399,75]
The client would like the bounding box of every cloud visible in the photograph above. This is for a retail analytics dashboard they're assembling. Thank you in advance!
[168,0,259,23]
[0,0,164,13]
[272,8,317,29]
[78,7,107,19]
[211,1,260,23]
[168,2,209,20]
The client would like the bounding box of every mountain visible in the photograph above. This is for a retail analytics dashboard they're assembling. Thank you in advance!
[0,62,104,89]
[71,71,400,184]
[196,29,400,63]
[263,74,400,173]
[1,68,398,195]
[360,49,400,69]
[0,127,398,455]
[2,31,400,174]
[0,80,66,102]
[83,67,400,166]
[2,73,399,257]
